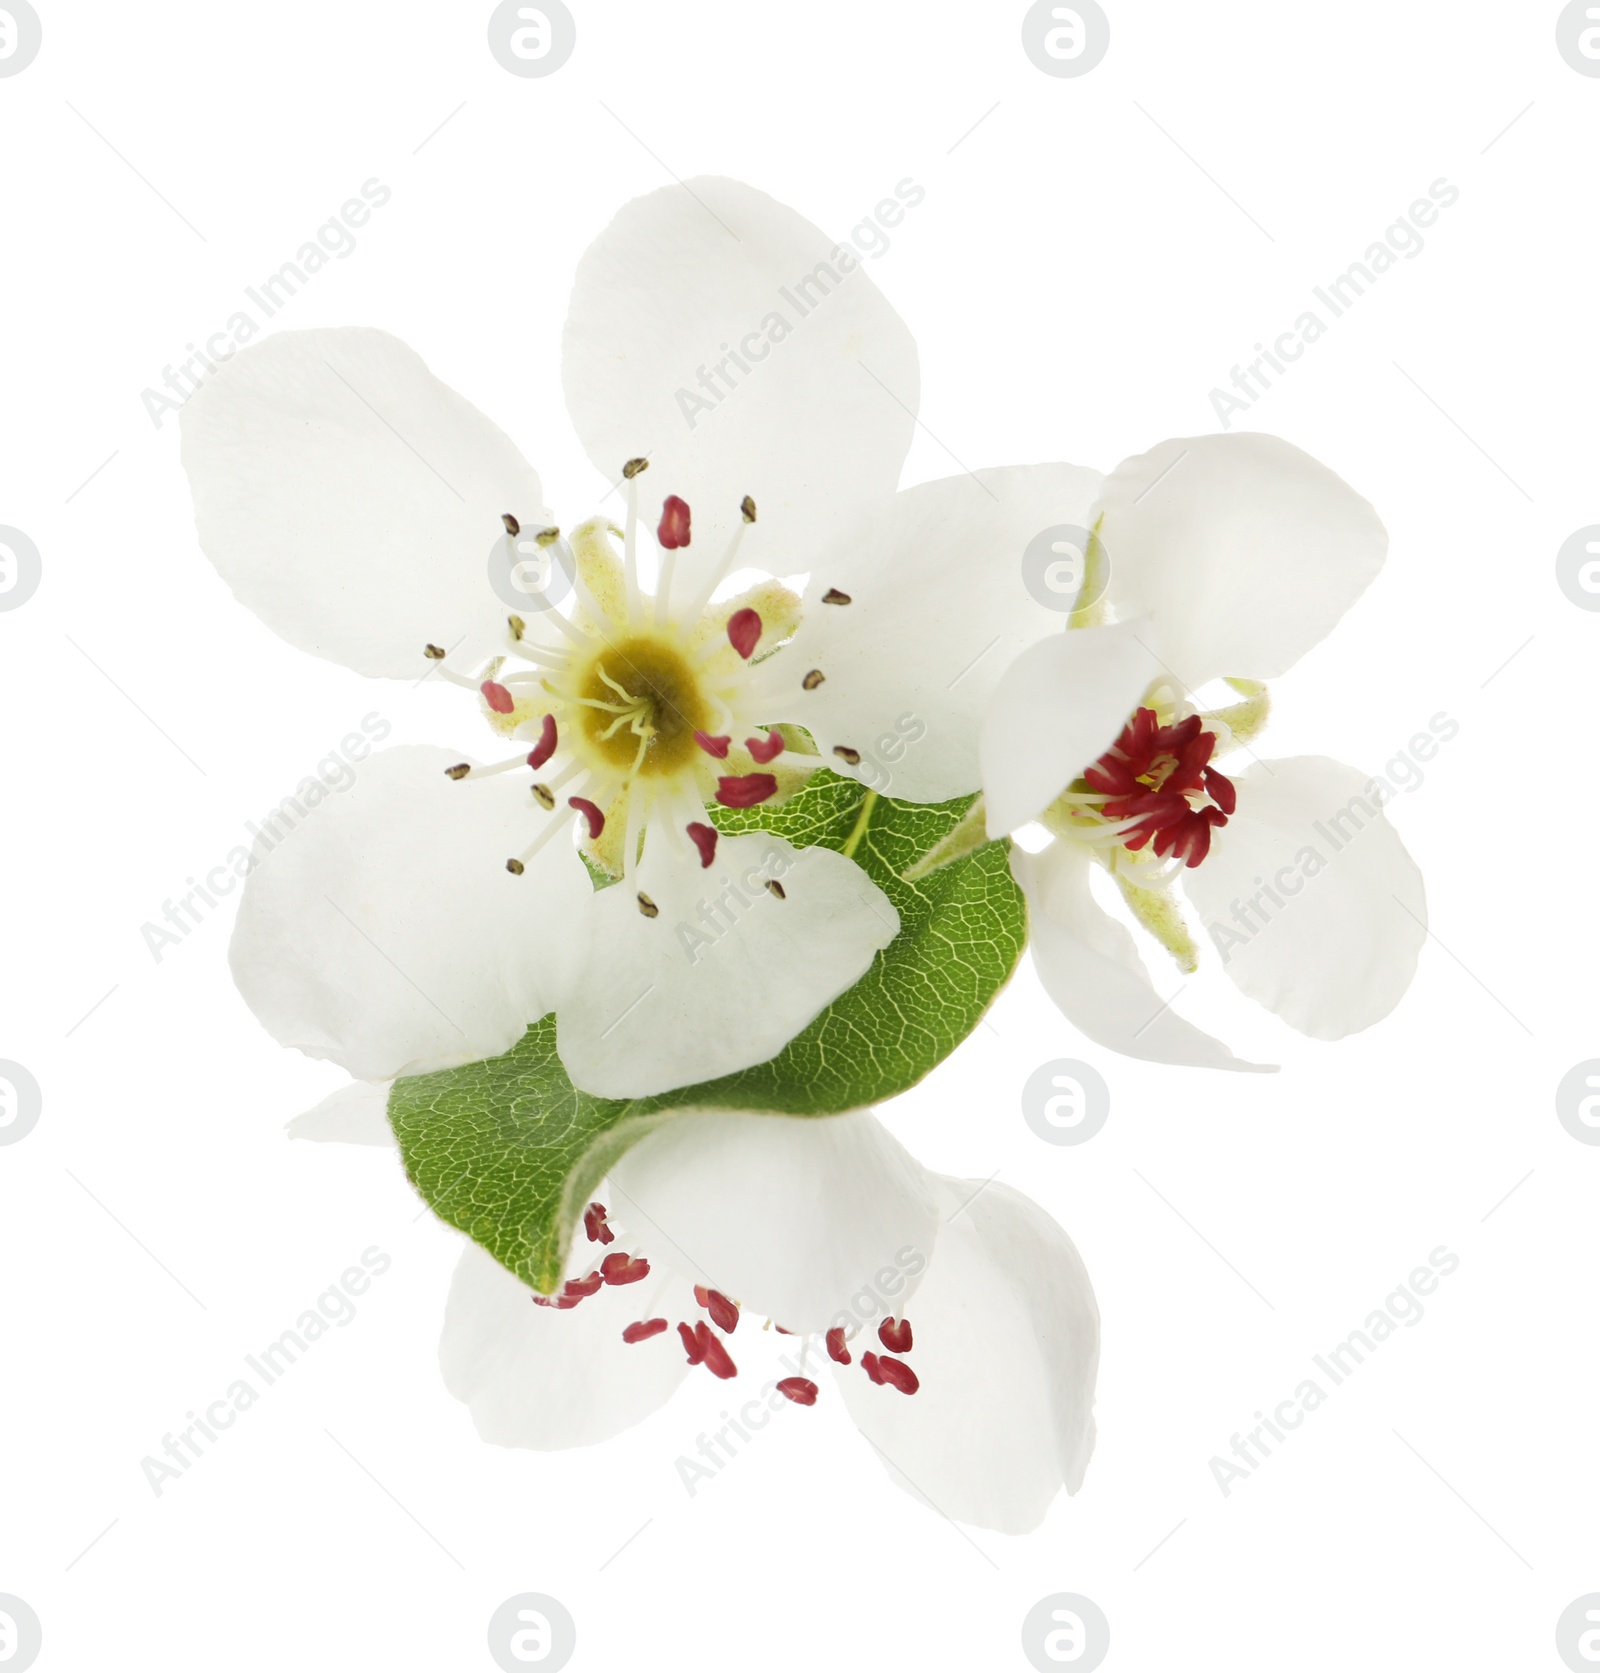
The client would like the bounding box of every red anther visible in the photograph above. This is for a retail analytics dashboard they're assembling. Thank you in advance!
[528,713,558,770]
[745,731,785,764]
[601,1251,650,1285]
[702,1290,739,1333]
[679,1321,705,1364]
[481,680,515,715]
[569,796,605,838]
[531,1292,582,1309]
[825,1327,852,1365]
[686,822,718,868]
[694,731,732,759]
[776,1377,819,1406]
[563,1269,603,1299]
[1204,767,1237,815]
[622,1318,669,1344]
[583,1201,615,1245]
[876,1355,920,1395]
[658,495,692,549]
[715,772,778,809]
[694,1321,737,1380]
[726,608,762,659]
[878,1317,913,1353]
[861,1351,885,1385]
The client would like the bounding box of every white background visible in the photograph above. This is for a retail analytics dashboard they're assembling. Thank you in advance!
[1,2,1596,1669]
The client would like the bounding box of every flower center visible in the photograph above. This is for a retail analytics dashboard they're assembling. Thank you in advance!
[1053,704,1237,871]
[426,463,834,896]
[566,631,713,779]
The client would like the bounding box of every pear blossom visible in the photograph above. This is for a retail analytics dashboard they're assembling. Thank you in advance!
[293,1087,1099,1535]
[179,177,1100,1098]
[981,432,1427,1070]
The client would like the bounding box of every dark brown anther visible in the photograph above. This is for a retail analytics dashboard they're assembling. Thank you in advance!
[445,763,471,781]
[740,494,757,523]
[802,669,825,691]
[622,457,649,479]
[832,745,862,766]
[508,613,526,640]
[536,526,561,547]
[821,588,852,605]
[502,512,521,536]
[637,892,659,919]
[506,858,525,875]
[766,879,786,901]
[531,783,555,809]
[424,644,446,660]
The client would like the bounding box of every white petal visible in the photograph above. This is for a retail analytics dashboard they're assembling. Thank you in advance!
[610,1109,941,1332]
[835,1176,1099,1535]
[1095,433,1387,690]
[230,746,589,1082]
[562,178,917,592]
[1181,756,1426,1039]
[980,620,1166,838]
[556,832,898,1099]
[1013,843,1271,1072]
[287,1081,394,1146]
[180,328,546,678]
[781,465,1105,804]
[439,1240,694,1450]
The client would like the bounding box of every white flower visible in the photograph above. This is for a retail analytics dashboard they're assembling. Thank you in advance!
[179,177,1099,1098]
[981,433,1427,1069]
[295,1088,1099,1535]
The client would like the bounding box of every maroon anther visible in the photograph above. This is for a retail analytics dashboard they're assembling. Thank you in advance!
[876,1355,920,1395]
[825,1328,852,1365]
[622,1318,668,1344]
[693,1321,737,1380]
[726,607,762,659]
[686,822,719,868]
[658,495,692,549]
[678,1322,704,1364]
[481,679,515,715]
[600,1252,650,1285]
[715,772,778,809]
[583,1202,615,1245]
[776,1377,819,1406]
[745,731,785,764]
[878,1317,913,1353]
[569,796,606,839]
[695,731,732,759]
[562,1270,603,1299]
[693,1285,739,1333]
[861,1351,885,1385]
[528,713,558,770]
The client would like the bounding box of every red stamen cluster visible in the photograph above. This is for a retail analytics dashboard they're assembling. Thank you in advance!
[1084,707,1236,868]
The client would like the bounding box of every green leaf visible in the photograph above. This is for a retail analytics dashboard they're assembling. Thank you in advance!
[389,773,1026,1290]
